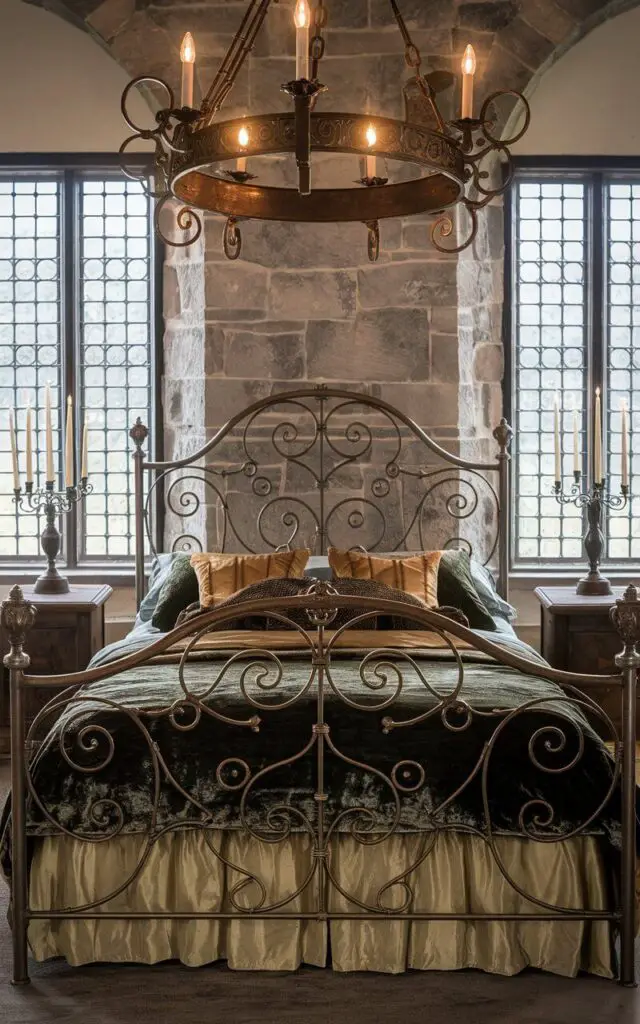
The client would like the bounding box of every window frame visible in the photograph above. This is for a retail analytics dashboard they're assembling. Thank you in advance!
[0,153,163,586]
[505,156,639,580]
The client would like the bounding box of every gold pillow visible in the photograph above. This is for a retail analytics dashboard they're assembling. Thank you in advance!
[328,548,442,609]
[190,550,310,608]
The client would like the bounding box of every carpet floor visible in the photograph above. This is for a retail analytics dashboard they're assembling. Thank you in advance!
[0,768,638,1023]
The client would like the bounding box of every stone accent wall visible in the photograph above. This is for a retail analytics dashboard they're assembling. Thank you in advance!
[26,0,640,554]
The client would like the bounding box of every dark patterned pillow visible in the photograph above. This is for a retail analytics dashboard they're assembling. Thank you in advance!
[151,555,200,632]
[437,549,496,631]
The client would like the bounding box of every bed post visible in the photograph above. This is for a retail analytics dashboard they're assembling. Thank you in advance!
[130,419,149,612]
[493,417,513,602]
[1,586,37,986]
[611,583,640,987]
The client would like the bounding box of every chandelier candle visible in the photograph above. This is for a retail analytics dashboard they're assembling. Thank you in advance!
[460,45,476,118]
[9,393,91,594]
[236,125,249,173]
[180,32,195,107]
[553,390,630,596]
[294,0,310,80]
[365,125,377,180]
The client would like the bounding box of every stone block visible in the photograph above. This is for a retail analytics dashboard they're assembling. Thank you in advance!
[224,330,306,380]
[458,2,519,31]
[457,258,499,309]
[232,221,365,270]
[430,333,460,383]
[518,0,576,45]
[496,16,555,71]
[110,12,175,83]
[374,382,459,428]
[270,270,357,319]
[553,0,605,18]
[165,324,207,377]
[87,0,135,41]
[473,343,504,383]
[358,260,457,308]
[480,40,533,95]
[164,260,205,320]
[205,261,268,313]
[306,308,430,381]
[430,305,458,334]
[164,376,205,430]
[204,377,273,428]
[370,0,455,29]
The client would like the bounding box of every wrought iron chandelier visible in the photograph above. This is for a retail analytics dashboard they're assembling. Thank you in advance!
[120,0,530,262]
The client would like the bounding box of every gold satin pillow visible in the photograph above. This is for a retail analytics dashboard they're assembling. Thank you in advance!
[328,548,442,609]
[190,550,310,608]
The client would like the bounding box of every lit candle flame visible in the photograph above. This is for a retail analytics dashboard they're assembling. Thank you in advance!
[180,32,196,64]
[238,126,249,148]
[461,44,476,76]
[294,0,310,29]
[366,125,377,148]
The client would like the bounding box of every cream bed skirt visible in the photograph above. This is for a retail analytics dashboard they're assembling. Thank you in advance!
[25,830,614,978]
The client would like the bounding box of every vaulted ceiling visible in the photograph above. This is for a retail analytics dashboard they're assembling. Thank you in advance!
[22,0,640,105]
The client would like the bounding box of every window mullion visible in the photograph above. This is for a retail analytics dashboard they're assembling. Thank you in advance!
[62,169,78,570]
[589,173,606,471]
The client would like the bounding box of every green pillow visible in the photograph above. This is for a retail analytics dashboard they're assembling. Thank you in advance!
[437,549,496,632]
[151,554,200,632]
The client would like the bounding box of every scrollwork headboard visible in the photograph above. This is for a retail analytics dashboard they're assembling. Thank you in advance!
[131,386,512,609]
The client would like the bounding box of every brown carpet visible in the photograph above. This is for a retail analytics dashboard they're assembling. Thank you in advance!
[0,765,637,1023]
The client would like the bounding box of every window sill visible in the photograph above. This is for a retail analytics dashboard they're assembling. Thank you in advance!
[509,567,640,588]
[0,568,136,589]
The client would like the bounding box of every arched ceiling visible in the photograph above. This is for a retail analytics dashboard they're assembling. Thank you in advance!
[22,0,640,101]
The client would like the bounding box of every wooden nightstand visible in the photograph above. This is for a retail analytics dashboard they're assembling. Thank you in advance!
[534,585,632,733]
[0,584,112,754]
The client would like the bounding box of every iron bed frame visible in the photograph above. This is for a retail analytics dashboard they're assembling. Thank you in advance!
[2,387,639,987]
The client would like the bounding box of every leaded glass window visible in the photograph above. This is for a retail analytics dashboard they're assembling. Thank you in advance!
[510,165,638,568]
[0,163,157,570]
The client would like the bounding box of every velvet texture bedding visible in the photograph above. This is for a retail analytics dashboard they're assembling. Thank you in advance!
[0,588,630,978]
[0,617,623,868]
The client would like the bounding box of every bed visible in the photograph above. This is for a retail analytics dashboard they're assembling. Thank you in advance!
[1,386,639,986]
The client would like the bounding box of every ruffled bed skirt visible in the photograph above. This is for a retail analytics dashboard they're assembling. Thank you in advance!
[27,831,613,978]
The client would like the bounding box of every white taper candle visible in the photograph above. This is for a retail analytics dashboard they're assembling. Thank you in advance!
[621,398,629,488]
[572,406,580,475]
[294,0,310,80]
[180,33,195,107]
[65,395,73,488]
[26,403,33,485]
[9,410,19,491]
[45,382,54,484]
[460,44,476,119]
[594,387,602,485]
[553,392,562,484]
[81,415,88,480]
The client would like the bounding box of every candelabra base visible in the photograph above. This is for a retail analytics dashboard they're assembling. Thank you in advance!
[576,571,613,597]
[33,568,70,596]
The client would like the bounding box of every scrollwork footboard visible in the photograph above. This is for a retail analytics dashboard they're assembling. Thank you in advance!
[2,582,640,986]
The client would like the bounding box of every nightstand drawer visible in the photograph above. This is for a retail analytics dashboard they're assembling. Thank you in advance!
[0,584,112,754]
[566,630,621,676]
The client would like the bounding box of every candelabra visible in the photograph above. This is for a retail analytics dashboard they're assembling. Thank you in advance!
[13,479,92,595]
[554,473,629,596]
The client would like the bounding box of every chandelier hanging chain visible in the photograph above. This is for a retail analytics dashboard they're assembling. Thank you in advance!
[309,0,328,82]
[119,0,531,260]
[201,0,273,123]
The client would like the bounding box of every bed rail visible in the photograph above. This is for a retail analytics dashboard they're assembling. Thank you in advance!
[2,581,639,986]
